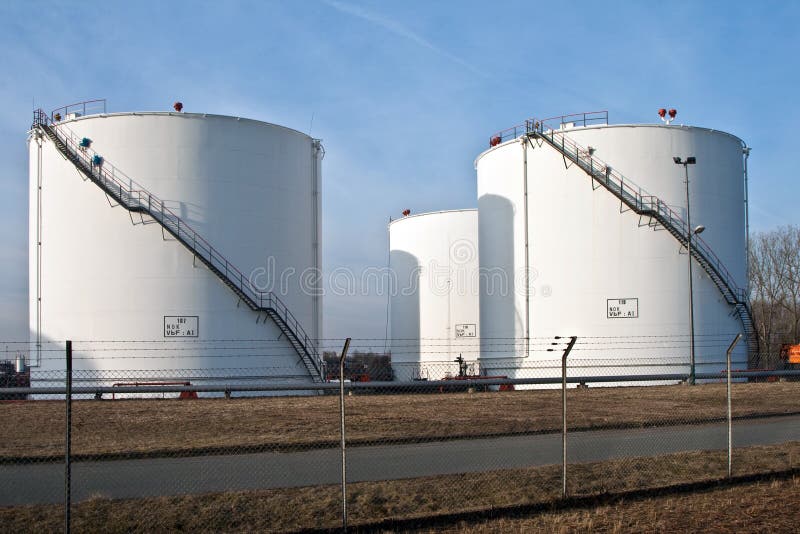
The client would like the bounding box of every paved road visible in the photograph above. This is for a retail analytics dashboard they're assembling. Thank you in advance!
[2,415,798,506]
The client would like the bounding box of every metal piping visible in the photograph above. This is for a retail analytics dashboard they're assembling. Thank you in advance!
[383,217,392,355]
[521,137,531,360]
[8,369,800,396]
[311,140,323,346]
[35,130,43,366]
[742,143,751,293]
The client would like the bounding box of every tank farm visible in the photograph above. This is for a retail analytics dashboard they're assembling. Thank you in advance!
[27,103,753,389]
[388,110,752,384]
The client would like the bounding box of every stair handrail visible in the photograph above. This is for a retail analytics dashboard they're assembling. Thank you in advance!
[495,112,754,349]
[36,111,261,304]
[527,119,749,305]
[32,109,323,377]
[526,120,756,352]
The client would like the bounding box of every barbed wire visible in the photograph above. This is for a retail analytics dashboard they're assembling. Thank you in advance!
[27,346,747,363]
[0,332,750,345]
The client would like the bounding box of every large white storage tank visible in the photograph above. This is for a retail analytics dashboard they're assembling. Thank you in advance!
[28,108,323,389]
[477,116,749,382]
[389,210,480,380]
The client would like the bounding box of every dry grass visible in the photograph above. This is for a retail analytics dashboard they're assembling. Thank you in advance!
[0,442,798,533]
[1,382,798,459]
[439,475,800,533]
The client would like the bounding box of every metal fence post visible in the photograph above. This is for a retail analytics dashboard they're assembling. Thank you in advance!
[727,333,742,478]
[551,335,577,499]
[339,338,351,532]
[65,340,72,534]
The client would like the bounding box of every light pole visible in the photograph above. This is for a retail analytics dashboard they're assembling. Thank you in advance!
[674,156,700,384]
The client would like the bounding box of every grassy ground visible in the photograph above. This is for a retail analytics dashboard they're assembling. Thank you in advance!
[0,442,797,533]
[434,475,800,533]
[1,382,798,459]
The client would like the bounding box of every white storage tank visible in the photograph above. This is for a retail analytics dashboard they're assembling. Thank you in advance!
[477,115,750,382]
[28,107,323,390]
[389,210,480,380]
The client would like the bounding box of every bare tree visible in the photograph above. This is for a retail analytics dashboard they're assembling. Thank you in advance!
[749,225,800,367]
[778,227,800,342]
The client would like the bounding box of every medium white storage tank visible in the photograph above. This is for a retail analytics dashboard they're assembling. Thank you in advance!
[477,115,750,382]
[28,107,323,390]
[389,210,480,380]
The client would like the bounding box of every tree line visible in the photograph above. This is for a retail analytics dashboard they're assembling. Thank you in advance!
[749,225,800,365]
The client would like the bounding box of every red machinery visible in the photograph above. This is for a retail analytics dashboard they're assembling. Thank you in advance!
[441,355,514,391]
[781,344,800,367]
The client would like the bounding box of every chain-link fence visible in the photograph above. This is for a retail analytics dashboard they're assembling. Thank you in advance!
[1,336,799,532]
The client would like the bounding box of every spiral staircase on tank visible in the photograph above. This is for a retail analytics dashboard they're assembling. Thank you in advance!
[521,118,757,357]
[32,109,326,382]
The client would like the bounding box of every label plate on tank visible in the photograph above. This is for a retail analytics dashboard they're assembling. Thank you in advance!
[455,324,477,337]
[607,299,638,319]
[164,316,199,337]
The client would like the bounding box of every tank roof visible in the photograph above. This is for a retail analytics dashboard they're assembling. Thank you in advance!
[475,122,746,168]
[388,208,477,227]
[55,111,315,140]
[559,122,745,145]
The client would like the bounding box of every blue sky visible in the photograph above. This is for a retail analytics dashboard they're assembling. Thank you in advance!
[0,0,798,345]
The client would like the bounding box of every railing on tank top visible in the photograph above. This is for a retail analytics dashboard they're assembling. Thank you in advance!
[31,110,322,374]
[489,111,609,146]
[49,99,107,122]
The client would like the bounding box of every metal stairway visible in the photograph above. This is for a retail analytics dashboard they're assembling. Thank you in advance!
[32,109,325,382]
[525,120,757,356]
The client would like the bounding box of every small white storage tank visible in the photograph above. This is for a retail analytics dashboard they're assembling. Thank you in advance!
[389,210,480,380]
[28,108,323,389]
[477,116,749,382]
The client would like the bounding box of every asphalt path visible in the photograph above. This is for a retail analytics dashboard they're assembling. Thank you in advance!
[1,415,798,506]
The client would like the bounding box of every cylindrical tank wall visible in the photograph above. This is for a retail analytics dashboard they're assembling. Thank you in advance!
[389,210,480,380]
[476,124,748,380]
[28,112,322,385]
